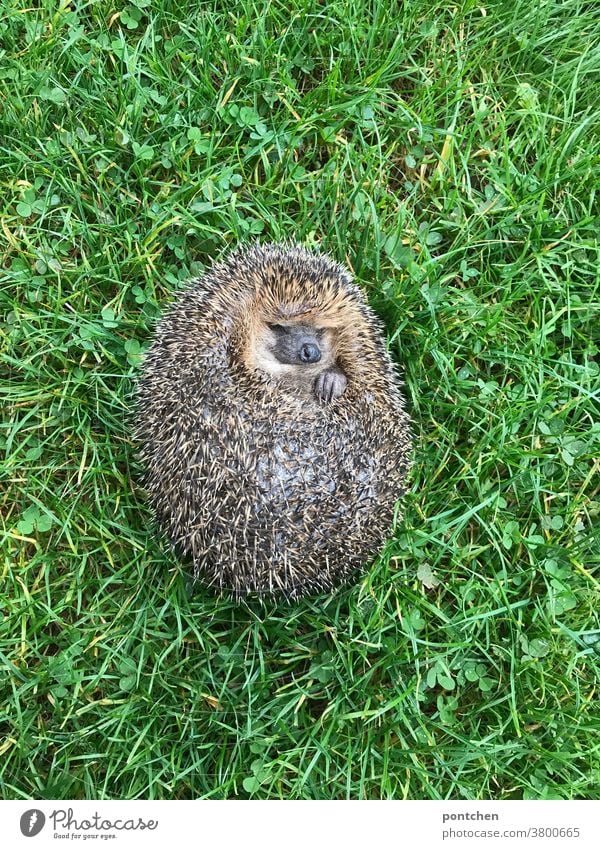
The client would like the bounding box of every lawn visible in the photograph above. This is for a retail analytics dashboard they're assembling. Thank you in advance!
[1,0,599,800]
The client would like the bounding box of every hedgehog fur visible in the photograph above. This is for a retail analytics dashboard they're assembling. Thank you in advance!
[135,242,412,601]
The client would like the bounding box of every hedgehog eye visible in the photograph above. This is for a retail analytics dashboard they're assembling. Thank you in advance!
[267,323,285,332]
[315,327,327,337]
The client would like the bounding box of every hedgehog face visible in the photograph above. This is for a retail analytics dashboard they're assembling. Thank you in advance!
[268,322,327,366]
[250,320,337,382]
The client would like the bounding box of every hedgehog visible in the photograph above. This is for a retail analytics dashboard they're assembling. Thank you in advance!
[135,242,412,601]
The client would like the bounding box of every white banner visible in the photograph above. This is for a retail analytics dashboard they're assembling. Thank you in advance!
[0,800,597,848]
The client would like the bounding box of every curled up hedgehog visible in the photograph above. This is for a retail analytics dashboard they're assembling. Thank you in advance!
[135,242,412,601]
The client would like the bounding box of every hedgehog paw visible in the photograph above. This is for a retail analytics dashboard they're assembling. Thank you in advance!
[314,368,348,402]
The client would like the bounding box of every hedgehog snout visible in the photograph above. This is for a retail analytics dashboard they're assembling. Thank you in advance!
[299,342,321,364]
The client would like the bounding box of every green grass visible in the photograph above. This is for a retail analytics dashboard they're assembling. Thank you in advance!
[1,0,599,800]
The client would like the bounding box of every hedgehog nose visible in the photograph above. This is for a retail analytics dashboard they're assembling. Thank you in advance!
[299,343,321,364]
